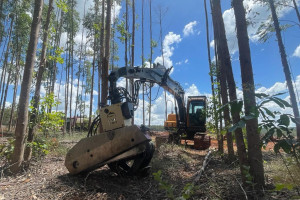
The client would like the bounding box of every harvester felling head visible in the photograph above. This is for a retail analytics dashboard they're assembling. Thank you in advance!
[65,102,155,175]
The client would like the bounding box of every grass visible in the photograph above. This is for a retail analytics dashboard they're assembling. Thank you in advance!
[265,154,300,190]
[33,131,88,157]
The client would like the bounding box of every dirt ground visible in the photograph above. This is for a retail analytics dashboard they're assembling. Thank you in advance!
[0,132,299,200]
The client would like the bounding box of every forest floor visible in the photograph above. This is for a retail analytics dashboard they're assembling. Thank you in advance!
[0,131,300,200]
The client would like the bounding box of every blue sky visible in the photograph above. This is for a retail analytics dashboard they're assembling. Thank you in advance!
[3,0,300,125]
[112,0,300,124]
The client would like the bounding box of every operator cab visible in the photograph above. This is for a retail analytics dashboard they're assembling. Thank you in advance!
[164,96,207,139]
[186,96,206,135]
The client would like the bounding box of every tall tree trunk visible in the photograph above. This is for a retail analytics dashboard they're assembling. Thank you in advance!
[0,17,14,98]
[148,0,152,127]
[205,0,223,153]
[56,65,63,111]
[50,10,64,95]
[211,0,248,183]
[89,39,96,129]
[101,0,111,105]
[8,54,20,132]
[269,0,300,141]
[158,6,167,121]
[99,0,105,108]
[24,0,53,161]
[0,0,5,44]
[125,0,128,92]
[204,0,218,148]
[74,0,86,123]
[292,0,300,24]
[232,0,265,188]
[131,0,135,125]
[211,0,234,159]
[69,0,75,134]
[142,0,145,125]
[0,53,13,127]
[63,41,70,135]
[10,0,43,173]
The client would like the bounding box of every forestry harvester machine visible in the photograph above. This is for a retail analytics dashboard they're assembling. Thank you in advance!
[65,64,209,176]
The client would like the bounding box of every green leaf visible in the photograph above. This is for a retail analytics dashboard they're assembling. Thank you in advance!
[262,107,275,118]
[272,92,287,97]
[262,128,275,144]
[274,143,280,153]
[276,129,283,138]
[270,97,285,109]
[255,93,269,99]
[229,120,246,132]
[275,140,292,154]
[273,97,291,107]
[278,114,290,127]
[231,100,243,115]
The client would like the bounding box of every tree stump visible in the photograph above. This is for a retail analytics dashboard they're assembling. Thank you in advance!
[155,135,169,149]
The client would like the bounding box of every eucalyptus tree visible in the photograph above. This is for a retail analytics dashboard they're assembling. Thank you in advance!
[74,0,87,123]
[211,0,234,159]
[268,0,300,141]
[157,5,168,122]
[142,0,145,125]
[101,0,112,105]
[0,0,9,44]
[292,0,300,23]
[83,3,100,127]
[99,0,105,111]
[7,0,32,131]
[110,1,120,70]
[25,0,54,161]
[0,52,14,127]
[10,0,43,173]
[125,0,129,91]
[62,0,80,133]
[232,0,265,188]
[204,0,220,151]
[131,0,135,125]
[211,0,248,183]
[0,14,14,108]
[48,0,68,98]
[49,0,68,97]
[148,0,152,127]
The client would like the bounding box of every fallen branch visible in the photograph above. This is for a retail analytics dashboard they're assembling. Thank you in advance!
[193,150,212,184]
[234,177,248,200]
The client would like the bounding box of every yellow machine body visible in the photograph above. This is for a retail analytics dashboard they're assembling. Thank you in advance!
[164,113,177,129]
[99,103,125,132]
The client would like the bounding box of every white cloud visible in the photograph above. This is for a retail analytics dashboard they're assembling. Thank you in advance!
[256,81,287,96]
[175,61,182,66]
[183,21,198,37]
[5,101,11,108]
[112,1,122,23]
[154,32,182,69]
[175,59,188,66]
[293,45,300,57]
[210,40,215,49]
